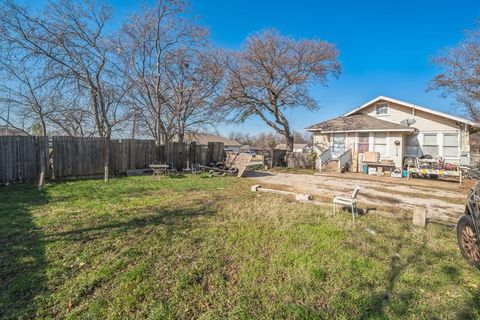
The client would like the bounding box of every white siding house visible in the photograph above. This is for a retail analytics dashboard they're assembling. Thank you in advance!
[306,96,477,169]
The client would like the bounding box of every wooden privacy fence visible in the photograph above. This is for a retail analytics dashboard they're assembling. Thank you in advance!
[263,149,287,167]
[286,152,315,169]
[0,135,49,183]
[0,135,225,184]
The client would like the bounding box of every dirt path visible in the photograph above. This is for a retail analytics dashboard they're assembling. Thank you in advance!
[249,172,469,222]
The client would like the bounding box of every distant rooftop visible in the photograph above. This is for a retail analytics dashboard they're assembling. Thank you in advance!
[275,143,308,150]
[183,133,241,146]
[0,126,28,136]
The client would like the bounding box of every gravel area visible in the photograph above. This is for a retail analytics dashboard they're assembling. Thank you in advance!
[249,171,471,222]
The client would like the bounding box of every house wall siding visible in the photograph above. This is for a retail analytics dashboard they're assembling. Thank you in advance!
[310,99,472,167]
[313,133,330,152]
[360,101,468,162]
[362,102,460,132]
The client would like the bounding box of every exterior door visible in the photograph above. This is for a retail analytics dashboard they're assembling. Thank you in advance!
[331,133,346,158]
[405,134,419,157]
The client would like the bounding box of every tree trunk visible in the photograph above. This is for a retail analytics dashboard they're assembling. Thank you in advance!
[131,110,137,139]
[103,137,110,182]
[177,131,184,144]
[38,120,48,189]
[284,133,294,167]
[285,134,294,153]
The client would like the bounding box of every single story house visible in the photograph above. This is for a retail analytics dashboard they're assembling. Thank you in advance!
[305,96,478,169]
[275,143,310,153]
[0,126,27,136]
[240,145,265,153]
[183,133,241,152]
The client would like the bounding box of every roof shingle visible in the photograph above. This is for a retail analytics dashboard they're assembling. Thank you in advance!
[305,113,414,132]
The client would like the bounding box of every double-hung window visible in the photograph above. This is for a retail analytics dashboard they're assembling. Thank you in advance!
[373,133,387,155]
[443,134,459,157]
[422,134,438,156]
[375,103,389,116]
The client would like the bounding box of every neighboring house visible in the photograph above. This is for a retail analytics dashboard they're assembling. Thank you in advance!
[0,126,28,136]
[275,143,310,153]
[240,145,265,153]
[183,133,241,152]
[306,96,478,169]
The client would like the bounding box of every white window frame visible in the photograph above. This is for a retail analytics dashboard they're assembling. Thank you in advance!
[443,133,460,158]
[422,133,439,156]
[373,132,388,156]
[375,102,389,116]
[356,132,370,153]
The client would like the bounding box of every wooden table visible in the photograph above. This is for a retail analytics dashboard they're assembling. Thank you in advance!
[149,164,169,178]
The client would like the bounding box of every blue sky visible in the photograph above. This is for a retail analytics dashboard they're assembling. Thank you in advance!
[180,0,480,135]
[31,0,480,135]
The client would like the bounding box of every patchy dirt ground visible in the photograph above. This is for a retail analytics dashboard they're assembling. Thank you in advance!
[248,171,474,222]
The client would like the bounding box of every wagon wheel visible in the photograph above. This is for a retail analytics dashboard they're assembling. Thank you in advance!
[457,215,480,270]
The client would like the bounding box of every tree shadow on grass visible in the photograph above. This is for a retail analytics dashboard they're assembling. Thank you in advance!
[0,184,49,319]
[359,233,427,318]
[355,228,480,319]
[43,198,216,245]
[456,286,480,319]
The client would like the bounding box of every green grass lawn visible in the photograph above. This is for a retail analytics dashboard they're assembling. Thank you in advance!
[1,175,479,319]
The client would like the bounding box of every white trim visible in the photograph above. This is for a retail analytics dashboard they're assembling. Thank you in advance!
[343,95,477,126]
[421,132,440,156]
[313,128,414,133]
[369,132,374,151]
[374,102,390,117]
[356,132,369,153]
[373,132,388,156]
[442,132,460,158]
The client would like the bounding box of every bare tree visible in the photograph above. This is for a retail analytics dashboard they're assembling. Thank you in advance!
[220,29,340,153]
[117,0,207,145]
[255,132,280,150]
[163,47,225,143]
[431,25,480,121]
[0,63,51,137]
[46,98,96,137]
[0,0,130,182]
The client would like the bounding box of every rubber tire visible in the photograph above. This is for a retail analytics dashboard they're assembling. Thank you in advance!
[457,215,480,270]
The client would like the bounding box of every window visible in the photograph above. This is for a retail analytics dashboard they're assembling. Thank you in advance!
[405,134,419,156]
[374,133,387,155]
[357,133,369,153]
[422,134,438,156]
[375,103,389,116]
[443,134,459,157]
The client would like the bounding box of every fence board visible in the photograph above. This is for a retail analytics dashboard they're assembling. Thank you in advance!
[1,136,226,183]
[0,136,43,183]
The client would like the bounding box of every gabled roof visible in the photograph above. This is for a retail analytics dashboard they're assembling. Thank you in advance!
[344,95,477,126]
[305,113,414,133]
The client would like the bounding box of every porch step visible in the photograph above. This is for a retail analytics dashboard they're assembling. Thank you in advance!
[322,160,340,173]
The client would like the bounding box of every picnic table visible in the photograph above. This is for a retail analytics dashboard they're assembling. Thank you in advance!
[149,164,169,178]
